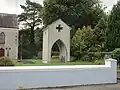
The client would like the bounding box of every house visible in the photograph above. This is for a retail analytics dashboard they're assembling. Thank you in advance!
[0,13,19,59]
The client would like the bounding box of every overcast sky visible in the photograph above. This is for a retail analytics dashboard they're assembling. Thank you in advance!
[0,0,118,14]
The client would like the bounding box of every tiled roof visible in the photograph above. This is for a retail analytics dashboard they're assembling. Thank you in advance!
[0,13,18,29]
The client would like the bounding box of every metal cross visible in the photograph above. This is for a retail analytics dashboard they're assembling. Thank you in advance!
[56,24,63,32]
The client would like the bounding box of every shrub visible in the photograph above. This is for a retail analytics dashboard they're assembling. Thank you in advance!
[0,57,14,66]
[72,51,111,62]
[112,48,120,64]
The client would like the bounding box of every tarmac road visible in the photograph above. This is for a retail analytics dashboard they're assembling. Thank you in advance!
[32,72,120,90]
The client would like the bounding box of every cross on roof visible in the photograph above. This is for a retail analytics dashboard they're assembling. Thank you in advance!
[56,24,63,32]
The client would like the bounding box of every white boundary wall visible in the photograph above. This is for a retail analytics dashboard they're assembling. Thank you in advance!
[0,59,117,90]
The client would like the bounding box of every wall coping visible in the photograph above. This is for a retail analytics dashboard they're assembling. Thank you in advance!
[0,27,19,31]
[0,59,117,72]
[105,58,117,62]
[0,65,110,72]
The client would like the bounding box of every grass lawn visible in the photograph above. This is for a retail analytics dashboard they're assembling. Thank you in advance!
[14,58,120,72]
[14,58,104,66]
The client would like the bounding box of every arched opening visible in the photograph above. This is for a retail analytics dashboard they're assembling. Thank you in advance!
[0,48,5,57]
[51,43,60,63]
[51,39,67,63]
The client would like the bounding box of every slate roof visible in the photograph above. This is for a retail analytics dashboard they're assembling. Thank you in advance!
[0,13,18,29]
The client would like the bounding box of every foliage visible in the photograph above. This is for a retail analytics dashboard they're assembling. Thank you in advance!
[71,26,93,52]
[106,1,120,51]
[15,59,104,66]
[18,0,43,59]
[18,0,42,44]
[92,14,108,51]
[0,57,14,66]
[71,19,108,61]
[35,28,43,52]
[17,0,108,59]
[71,14,107,53]
[18,29,37,59]
[42,0,105,38]
[72,52,110,62]
[112,48,120,64]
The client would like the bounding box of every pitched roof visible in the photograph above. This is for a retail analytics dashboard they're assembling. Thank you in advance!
[0,13,18,29]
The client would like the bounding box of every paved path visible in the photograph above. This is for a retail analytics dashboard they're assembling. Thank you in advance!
[31,73,120,90]
[36,82,120,90]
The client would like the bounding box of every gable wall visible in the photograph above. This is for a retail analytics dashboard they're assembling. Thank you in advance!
[48,20,70,49]
[42,19,71,62]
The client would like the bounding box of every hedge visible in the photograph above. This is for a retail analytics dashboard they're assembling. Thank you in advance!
[71,51,112,61]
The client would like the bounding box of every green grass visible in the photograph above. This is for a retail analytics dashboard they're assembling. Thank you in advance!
[118,69,120,72]
[14,58,104,66]
[118,68,120,72]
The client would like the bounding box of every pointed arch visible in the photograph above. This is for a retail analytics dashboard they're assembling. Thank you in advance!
[51,39,66,49]
[51,39,67,63]
[0,32,5,44]
[0,48,5,57]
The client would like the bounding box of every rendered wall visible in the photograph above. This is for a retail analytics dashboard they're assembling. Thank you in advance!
[42,19,71,63]
[0,59,117,90]
[42,29,49,63]
[48,19,70,62]
[0,28,19,59]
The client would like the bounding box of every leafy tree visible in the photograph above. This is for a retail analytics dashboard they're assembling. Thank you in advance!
[106,1,120,51]
[92,14,108,51]
[18,0,42,44]
[71,26,93,52]
[71,15,107,53]
[42,0,104,38]
[18,0,43,58]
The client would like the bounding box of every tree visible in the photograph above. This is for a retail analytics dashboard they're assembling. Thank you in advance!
[42,0,104,38]
[18,0,43,58]
[71,15,107,53]
[71,26,93,52]
[106,0,120,51]
[18,0,42,44]
[92,14,108,51]
[18,29,32,59]
[35,28,43,51]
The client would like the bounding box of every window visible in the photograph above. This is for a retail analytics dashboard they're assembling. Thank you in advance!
[0,32,5,44]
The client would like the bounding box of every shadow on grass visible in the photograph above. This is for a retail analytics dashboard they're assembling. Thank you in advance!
[22,60,35,64]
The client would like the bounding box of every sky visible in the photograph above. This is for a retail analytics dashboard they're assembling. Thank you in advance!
[0,0,118,14]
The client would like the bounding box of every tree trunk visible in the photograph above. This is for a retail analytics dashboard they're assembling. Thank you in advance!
[30,27,35,44]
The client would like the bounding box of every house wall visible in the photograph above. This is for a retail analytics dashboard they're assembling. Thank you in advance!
[0,28,19,59]
[0,59,117,90]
